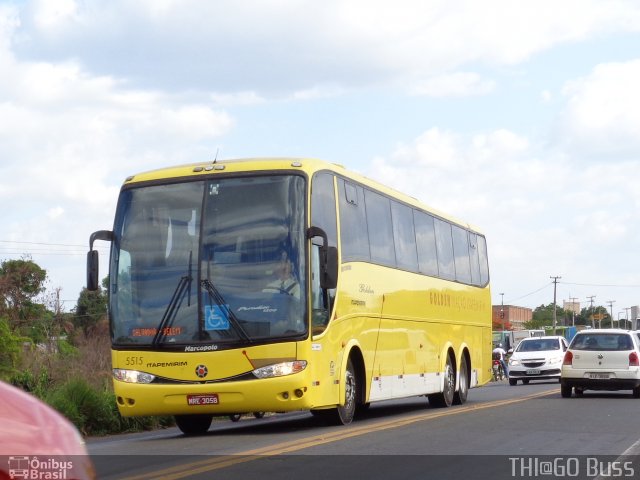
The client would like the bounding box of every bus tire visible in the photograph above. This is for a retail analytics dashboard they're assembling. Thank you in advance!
[337,358,357,424]
[312,357,358,425]
[175,414,213,435]
[453,355,468,405]
[428,354,455,408]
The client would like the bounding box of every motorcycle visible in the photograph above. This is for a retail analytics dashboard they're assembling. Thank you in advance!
[492,358,505,381]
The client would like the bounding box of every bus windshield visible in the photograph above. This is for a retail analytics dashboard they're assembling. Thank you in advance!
[109,174,307,348]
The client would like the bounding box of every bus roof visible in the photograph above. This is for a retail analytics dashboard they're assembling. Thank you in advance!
[122,157,482,233]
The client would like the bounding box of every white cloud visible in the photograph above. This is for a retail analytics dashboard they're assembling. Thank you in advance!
[558,59,640,156]
[12,0,640,94]
[411,72,495,97]
[32,0,79,29]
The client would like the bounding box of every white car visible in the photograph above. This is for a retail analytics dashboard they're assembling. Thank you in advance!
[561,329,640,398]
[508,336,568,386]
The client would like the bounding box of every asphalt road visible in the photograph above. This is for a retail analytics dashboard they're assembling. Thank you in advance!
[88,380,640,479]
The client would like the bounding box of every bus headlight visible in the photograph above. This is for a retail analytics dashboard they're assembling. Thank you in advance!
[113,369,156,384]
[252,361,307,379]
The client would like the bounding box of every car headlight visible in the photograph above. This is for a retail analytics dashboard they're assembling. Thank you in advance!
[113,369,156,384]
[547,356,563,365]
[253,361,307,379]
[509,358,520,366]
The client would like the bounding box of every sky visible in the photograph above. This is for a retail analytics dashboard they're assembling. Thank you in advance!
[1,0,640,319]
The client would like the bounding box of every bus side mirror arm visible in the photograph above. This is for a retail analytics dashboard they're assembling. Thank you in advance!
[87,230,114,291]
[306,226,338,290]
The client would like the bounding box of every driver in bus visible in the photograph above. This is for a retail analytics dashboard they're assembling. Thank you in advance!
[263,249,300,299]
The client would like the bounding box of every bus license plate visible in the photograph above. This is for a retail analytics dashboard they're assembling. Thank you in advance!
[187,394,219,406]
[589,373,610,380]
[526,369,541,375]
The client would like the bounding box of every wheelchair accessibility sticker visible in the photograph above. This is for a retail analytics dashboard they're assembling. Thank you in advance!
[205,305,230,330]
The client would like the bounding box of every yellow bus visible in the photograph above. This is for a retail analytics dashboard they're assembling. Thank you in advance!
[87,158,491,435]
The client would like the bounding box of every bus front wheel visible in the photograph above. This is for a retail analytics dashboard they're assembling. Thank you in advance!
[175,414,213,436]
[311,357,358,425]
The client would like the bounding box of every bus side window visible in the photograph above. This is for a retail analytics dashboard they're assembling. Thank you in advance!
[338,179,370,262]
[434,218,455,280]
[451,224,471,284]
[477,235,489,286]
[391,201,418,272]
[414,210,438,277]
[310,244,332,334]
[469,233,481,286]
[311,172,338,335]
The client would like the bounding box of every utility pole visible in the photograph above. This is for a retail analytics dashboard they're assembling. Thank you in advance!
[500,292,505,331]
[569,297,578,327]
[607,300,615,328]
[625,307,631,330]
[587,295,596,328]
[550,276,561,335]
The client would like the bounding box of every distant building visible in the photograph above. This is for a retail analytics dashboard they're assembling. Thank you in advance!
[563,300,580,325]
[563,301,580,315]
[492,305,533,330]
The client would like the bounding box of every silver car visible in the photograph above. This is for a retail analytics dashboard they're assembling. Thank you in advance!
[560,329,640,398]
[508,336,568,385]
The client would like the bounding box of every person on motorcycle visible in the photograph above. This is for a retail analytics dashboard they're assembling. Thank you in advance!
[492,344,509,377]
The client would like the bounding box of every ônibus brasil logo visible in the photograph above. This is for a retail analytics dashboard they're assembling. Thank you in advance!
[7,456,74,479]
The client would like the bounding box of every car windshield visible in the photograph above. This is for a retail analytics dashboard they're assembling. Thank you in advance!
[516,339,560,352]
[570,333,633,351]
[108,174,307,348]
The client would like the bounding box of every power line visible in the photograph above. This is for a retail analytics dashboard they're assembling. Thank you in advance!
[505,282,552,304]
[0,251,87,256]
[0,239,91,248]
[0,239,108,258]
[561,281,640,288]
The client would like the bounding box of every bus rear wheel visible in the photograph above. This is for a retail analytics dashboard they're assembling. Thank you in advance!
[428,354,455,408]
[453,355,468,405]
[175,414,213,435]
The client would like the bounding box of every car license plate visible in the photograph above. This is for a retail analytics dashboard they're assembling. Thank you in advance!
[187,394,219,406]
[526,369,541,375]
[588,373,610,380]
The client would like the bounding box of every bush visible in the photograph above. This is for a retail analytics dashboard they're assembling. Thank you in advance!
[44,379,174,435]
[11,368,50,399]
[46,379,118,436]
[0,316,23,380]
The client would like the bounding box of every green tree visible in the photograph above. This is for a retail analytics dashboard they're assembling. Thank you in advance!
[580,305,610,328]
[0,258,48,332]
[0,316,24,380]
[526,303,569,330]
[74,276,108,335]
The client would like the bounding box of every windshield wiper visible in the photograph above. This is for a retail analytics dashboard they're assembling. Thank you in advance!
[153,252,193,346]
[201,278,252,343]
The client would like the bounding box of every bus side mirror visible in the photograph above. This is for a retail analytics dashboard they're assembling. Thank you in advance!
[87,230,114,291]
[307,226,338,290]
[87,250,100,291]
[323,246,338,290]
